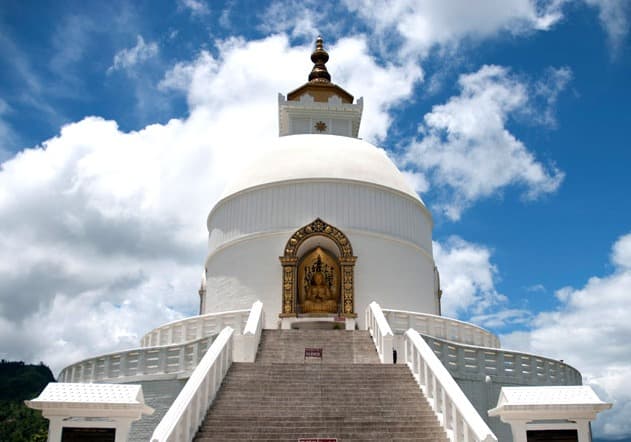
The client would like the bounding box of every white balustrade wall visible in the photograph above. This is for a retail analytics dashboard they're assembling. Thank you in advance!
[58,335,215,383]
[151,327,234,442]
[405,329,498,442]
[140,309,250,347]
[383,308,500,348]
[365,302,394,363]
[422,334,582,386]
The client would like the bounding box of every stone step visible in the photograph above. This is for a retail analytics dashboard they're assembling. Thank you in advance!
[194,330,448,442]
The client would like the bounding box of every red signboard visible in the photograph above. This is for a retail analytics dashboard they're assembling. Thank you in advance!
[298,439,337,442]
[304,348,323,359]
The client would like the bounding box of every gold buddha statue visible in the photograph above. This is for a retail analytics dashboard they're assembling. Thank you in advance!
[303,271,338,313]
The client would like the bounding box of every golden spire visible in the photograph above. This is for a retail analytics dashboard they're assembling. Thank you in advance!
[308,36,331,83]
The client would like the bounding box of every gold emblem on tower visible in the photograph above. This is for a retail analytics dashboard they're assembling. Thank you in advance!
[314,121,327,132]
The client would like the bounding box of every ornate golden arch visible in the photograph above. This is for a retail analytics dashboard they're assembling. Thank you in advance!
[279,218,357,318]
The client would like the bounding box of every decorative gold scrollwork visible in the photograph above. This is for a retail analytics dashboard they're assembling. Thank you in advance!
[280,218,357,318]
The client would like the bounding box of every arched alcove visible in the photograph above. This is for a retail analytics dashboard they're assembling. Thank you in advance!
[279,218,357,318]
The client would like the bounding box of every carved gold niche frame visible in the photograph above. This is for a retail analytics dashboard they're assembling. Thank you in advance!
[279,218,357,318]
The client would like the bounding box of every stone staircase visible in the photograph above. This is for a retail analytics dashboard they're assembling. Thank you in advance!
[195,330,448,441]
[256,329,380,364]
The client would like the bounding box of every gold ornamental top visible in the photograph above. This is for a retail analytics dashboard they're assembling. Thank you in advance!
[287,37,354,104]
[308,36,331,83]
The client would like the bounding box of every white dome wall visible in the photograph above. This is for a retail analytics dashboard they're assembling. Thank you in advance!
[204,231,437,329]
[205,179,437,328]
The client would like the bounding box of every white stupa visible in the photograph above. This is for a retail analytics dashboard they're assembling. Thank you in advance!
[35,38,611,442]
[203,37,438,330]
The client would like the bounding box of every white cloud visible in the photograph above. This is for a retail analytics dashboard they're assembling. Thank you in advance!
[342,0,565,57]
[403,65,565,220]
[611,232,631,269]
[401,170,429,194]
[108,35,158,73]
[502,232,631,439]
[469,308,532,329]
[526,283,546,292]
[161,35,421,143]
[433,236,506,318]
[584,0,630,55]
[178,0,209,16]
[258,1,321,40]
[0,34,421,375]
[532,66,573,127]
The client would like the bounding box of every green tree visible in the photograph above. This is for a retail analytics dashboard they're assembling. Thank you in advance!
[0,360,54,442]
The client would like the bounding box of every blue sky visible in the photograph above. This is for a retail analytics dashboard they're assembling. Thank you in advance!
[1,1,630,439]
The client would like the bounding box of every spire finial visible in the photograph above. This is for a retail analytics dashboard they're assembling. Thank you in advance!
[309,36,331,83]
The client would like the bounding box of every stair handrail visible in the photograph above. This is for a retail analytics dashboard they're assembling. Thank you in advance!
[234,300,264,362]
[151,326,234,442]
[365,301,394,363]
[404,328,497,442]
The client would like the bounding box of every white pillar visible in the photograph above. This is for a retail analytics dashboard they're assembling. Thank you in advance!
[510,421,527,442]
[577,420,592,442]
[47,418,62,442]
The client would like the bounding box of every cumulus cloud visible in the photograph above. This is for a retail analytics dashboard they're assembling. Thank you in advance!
[108,35,158,73]
[611,232,631,269]
[160,35,421,143]
[502,232,631,439]
[342,0,564,57]
[403,65,566,220]
[433,236,506,318]
[0,34,421,375]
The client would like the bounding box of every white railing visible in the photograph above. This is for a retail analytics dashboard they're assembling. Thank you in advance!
[404,329,497,442]
[58,335,215,383]
[422,334,582,386]
[233,301,264,362]
[383,308,501,348]
[151,327,234,442]
[140,309,250,347]
[365,302,394,363]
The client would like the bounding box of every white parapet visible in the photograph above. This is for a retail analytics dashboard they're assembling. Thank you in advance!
[422,334,582,386]
[404,328,498,442]
[151,326,234,442]
[58,335,216,383]
[488,386,612,442]
[382,308,501,348]
[58,307,256,384]
[140,309,250,347]
[26,383,154,442]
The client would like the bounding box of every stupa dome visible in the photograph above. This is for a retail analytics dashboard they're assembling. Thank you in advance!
[222,134,424,204]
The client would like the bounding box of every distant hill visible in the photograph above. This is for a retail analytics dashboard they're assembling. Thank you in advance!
[0,360,55,442]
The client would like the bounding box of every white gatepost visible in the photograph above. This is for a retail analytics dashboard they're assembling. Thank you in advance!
[488,386,612,442]
[25,383,154,442]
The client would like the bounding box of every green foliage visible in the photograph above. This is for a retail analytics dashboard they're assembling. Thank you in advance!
[0,401,49,442]
[0,360,54,442]
[0,360,55,401]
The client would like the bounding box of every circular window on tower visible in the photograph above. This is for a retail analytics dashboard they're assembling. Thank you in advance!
[314,121,327,133]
